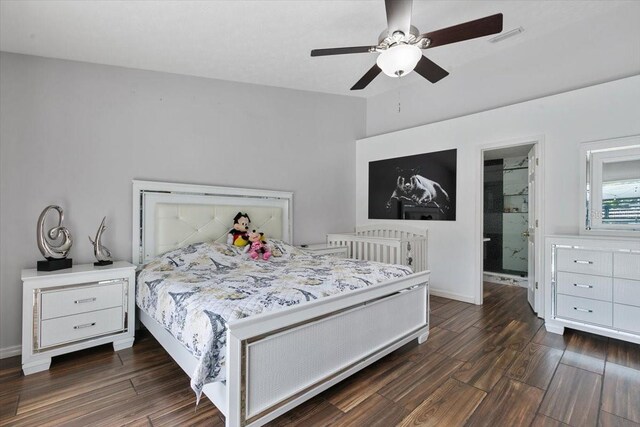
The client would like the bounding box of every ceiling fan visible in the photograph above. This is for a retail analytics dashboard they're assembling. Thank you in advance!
[310,0,503,90]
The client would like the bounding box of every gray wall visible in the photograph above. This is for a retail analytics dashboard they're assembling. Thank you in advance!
[0,52,366,353]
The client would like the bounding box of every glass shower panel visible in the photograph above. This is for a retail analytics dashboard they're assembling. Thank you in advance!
[502,157,528,274]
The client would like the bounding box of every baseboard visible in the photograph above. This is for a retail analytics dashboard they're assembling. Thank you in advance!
[0,345,21,359]
[430,289,475,304]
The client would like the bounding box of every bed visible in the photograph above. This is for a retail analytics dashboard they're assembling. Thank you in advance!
[132,180,430,427]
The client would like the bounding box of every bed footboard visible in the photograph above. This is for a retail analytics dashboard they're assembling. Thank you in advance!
[225,271,430,427]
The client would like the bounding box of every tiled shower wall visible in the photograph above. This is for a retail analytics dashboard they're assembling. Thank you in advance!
[484,156,529,275]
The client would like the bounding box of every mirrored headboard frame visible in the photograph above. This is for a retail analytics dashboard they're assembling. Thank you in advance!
[579,134,640,236]
[132,180,293,265]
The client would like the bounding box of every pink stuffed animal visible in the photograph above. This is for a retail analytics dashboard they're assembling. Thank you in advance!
[245,230,271,260]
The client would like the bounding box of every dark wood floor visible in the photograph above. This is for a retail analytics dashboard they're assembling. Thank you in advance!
[2,282,639,426]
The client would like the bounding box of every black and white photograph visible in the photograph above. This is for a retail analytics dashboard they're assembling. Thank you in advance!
[369,149,457,221]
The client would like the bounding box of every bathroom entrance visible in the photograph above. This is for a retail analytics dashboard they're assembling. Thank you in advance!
[482,143,537,311]
[474,136,545,317]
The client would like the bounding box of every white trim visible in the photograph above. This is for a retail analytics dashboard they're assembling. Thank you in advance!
[474,135,546,317]
[0,345,21,359]
[545,319,639,345]
[133,180,293,200]
[430,289,475,304]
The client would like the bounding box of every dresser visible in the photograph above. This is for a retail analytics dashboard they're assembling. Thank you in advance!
[21,261,136,375]
[545,236,640,344]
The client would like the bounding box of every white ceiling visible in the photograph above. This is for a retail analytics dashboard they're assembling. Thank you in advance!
[1,1,639,98]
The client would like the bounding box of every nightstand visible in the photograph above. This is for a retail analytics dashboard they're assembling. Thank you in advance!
[299,243,349,258]
[21,261,136,375]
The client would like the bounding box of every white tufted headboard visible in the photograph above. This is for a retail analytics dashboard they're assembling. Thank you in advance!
[132,180,293,265]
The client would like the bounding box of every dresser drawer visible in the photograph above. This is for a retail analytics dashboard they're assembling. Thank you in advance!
[40,307,124,348]
[41,281,124,320]
[613,304,640,334]
[556,248,612,276]
[614,253,640,281]
[613,278,640,307]
[556,294,612,327]
[557,272,612,301]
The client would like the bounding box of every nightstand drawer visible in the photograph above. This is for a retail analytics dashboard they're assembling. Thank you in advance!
[556,294,612,327]
[40,307,124,348]
[556,272,612,301]
[41,281,124,320]
[556,248,612,276]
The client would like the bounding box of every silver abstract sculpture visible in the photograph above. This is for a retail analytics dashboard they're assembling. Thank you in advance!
[37,205,73,259]
[89,216,112,263]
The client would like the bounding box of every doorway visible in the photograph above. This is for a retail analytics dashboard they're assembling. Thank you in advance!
[476,138,545,317]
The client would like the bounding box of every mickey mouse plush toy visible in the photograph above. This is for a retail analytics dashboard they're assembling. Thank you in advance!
[227,212,251,247]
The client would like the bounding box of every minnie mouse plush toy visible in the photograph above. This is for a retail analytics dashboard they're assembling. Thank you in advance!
[245,230,271,260]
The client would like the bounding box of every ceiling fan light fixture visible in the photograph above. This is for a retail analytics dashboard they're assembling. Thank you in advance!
[376,44,421,78]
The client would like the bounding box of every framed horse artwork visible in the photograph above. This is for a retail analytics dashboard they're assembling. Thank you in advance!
[369,149,457,221]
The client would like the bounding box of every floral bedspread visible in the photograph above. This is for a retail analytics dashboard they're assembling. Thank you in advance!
[136,240,412,400]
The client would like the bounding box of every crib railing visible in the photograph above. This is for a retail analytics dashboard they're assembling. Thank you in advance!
[355,224,427,240]
[327,225,428,272]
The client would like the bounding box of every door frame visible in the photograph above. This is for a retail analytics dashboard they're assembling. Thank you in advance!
[474,135,546,317]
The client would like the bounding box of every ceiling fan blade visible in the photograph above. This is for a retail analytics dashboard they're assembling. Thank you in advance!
[422,13,503,49]
[414,56,449,84]
[311,46,376,57]
[385,0,412,36]
[351,64,382,90]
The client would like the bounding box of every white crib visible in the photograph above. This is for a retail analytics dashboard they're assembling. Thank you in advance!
[327,224,428,272]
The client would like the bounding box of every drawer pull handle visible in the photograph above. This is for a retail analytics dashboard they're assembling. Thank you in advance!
[574,260,593,265]
[74,297,97,304]
[573,283,593,289]
[573,307,593,313]
[73,322,96,330]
